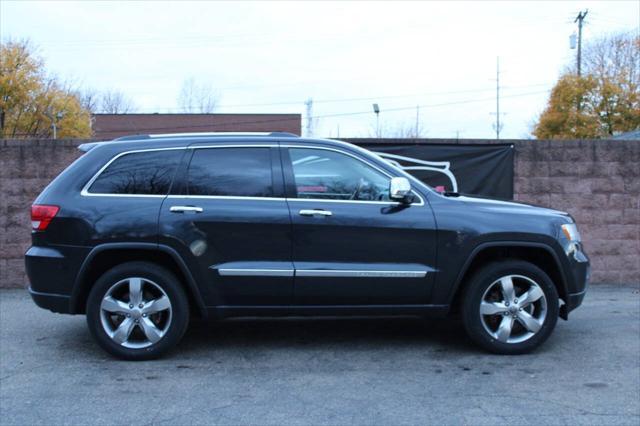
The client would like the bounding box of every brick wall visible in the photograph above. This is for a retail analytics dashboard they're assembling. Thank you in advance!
[511,139,639,284]
[0,140,83,289]
[1,138,638,288]
[92,113,302,139]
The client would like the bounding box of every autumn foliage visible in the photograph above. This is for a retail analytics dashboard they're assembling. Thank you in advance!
[533,33,639,139]
[0,40,92,138]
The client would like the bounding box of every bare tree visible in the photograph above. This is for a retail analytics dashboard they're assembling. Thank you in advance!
[365,118,427,138]
[100,90,136,114]
[75,87,100,113]
[391,120,427,139]
[177,77,218,113]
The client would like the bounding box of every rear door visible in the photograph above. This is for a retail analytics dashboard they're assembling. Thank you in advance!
[158,144,293,310]
[282,145,437,307]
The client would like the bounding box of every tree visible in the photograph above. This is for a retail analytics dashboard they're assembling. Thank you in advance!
[99,89,136,114]
[533,75,601,139]
[533,32,639,139]
[75,87,100,113]
[366,117,427,138]
[0,40,92,138]
[177,77,218,113]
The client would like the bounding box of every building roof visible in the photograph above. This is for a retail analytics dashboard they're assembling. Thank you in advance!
[91,113,301,139]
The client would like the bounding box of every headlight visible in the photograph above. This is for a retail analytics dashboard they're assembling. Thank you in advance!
[561,223,581,242]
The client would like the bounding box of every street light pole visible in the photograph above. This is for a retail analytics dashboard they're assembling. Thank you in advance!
[45,112,57,139]
[372,103,380,138]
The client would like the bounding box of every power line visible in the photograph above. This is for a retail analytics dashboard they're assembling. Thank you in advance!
[79,89,550,135]
[122,83,553,113]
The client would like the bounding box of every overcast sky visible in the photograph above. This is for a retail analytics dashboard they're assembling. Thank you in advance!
[2,0,638,139]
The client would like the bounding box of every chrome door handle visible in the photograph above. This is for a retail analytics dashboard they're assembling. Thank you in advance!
[299,209,332,217]
[170,206,203,213]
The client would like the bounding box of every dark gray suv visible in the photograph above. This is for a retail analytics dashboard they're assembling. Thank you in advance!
[26,132,589,359]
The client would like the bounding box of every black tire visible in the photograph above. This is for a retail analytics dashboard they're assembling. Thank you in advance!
[86,261,190,360]
[462,260,559,355]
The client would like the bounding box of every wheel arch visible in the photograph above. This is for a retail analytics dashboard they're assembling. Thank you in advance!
[70,243,207,318]
[448,241,570,319]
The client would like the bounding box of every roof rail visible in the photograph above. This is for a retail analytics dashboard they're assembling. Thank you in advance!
[113,132,298,141]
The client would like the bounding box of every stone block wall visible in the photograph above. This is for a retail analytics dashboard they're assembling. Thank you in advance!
[1,138,638,288]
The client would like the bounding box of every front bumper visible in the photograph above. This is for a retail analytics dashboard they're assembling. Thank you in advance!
[561,243,590,318]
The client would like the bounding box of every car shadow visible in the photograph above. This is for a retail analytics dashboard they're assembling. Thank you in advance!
[42,315,479,361]
[176,316,477,356]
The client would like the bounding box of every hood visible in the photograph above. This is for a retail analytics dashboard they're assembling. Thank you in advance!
[452,195,572,221]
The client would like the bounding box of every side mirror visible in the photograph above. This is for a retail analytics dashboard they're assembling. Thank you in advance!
[390,177,412,202]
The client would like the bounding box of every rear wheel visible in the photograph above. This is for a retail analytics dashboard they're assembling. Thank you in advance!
[86,262,189,360]
[462,260,559,354]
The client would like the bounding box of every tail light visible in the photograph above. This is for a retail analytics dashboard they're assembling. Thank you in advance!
[31,205,59,231]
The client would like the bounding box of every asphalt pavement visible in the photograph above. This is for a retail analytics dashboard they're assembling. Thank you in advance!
[1,284,639,425]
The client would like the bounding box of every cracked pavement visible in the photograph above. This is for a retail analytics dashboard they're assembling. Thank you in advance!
[1,284,639,425]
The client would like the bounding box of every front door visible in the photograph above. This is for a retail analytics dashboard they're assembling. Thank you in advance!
[159,145,293,309]
[282,146,437,306]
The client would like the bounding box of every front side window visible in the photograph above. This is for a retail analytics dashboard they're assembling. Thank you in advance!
[289,148,391,201]
[89,150,183,195]
[186,148,273,197]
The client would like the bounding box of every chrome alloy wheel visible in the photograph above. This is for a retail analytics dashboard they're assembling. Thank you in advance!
[99,277,172,349]
[479,275,547,344]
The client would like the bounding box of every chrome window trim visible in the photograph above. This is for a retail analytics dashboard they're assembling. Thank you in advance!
[80,144,426,206]
[167,195,286,202]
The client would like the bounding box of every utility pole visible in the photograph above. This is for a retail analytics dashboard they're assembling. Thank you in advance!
[492,57,504,140]
[304,98,313,137]
[574,10,588,76]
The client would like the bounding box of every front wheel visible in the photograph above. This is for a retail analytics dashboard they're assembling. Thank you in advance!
[86,262,190,360]
[462,260,559,355]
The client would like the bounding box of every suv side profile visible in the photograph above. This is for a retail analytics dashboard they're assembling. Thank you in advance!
[26,133,589,360]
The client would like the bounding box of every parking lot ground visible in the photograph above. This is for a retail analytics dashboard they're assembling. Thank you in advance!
[1,284,639,425]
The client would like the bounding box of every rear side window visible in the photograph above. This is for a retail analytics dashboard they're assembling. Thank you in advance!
[88,150,183,195]
[186,148,273,197]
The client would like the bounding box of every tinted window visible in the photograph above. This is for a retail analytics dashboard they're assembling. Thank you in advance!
[289,148,390,201]
[89,150,182,195]
[187,148,273,197]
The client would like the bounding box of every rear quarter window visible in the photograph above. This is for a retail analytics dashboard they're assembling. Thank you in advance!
[88,150,183,195]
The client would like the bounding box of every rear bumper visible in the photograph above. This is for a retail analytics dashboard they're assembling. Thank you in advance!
[25,245,89,314]
[28,287,72,314]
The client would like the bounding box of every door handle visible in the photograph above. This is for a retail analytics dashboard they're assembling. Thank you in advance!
[299,209,332,217]
[170,206,204,213]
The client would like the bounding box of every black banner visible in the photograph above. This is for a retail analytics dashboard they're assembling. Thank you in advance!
[355,143,514,200]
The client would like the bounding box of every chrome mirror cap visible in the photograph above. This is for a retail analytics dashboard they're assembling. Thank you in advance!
[390,177,411,200]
